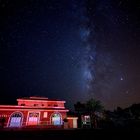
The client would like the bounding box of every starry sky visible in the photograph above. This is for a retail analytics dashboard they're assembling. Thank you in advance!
[0,0,140,110]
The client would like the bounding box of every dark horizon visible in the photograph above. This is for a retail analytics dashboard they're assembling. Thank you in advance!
[0,0,140,110]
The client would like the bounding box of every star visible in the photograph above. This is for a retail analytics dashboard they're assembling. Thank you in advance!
[120,77,123,81]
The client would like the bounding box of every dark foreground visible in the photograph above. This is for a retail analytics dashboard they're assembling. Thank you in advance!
[0,128,139,140]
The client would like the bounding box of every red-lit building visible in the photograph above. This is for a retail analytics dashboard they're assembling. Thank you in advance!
[0,97,70,128]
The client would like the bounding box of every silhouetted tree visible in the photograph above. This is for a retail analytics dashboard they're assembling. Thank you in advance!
[74,99,104,128]
[130,103,140,119]
[86,98,104,128]
[74,101,86,114]
[74,101,86,127]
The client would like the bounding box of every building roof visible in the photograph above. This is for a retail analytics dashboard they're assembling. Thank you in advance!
[17,96,65,102]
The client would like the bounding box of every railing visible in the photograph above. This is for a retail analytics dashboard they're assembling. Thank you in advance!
[2,121,64,129]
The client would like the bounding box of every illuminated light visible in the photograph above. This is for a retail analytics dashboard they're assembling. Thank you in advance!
[0,105,65,109]
[0,105,22,108]
[17,99,66,103]
[67,117,78,119]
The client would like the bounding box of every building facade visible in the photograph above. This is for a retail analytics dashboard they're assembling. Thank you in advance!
[0,97,69,128]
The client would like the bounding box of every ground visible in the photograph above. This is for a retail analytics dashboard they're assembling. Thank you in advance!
[0,128,139,140]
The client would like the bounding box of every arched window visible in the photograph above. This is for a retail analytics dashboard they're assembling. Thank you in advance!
[51,113,62,125]
[27,112,39,126]
[9,112,23,127]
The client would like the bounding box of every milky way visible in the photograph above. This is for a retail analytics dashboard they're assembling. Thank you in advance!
[84,0,140,109]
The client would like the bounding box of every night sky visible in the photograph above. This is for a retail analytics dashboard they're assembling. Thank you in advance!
[0,0,140,110]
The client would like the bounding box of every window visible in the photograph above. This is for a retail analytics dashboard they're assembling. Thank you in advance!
[43,112,47,118]
[84,115,90,122]
[52,113,61,125]
[9,112,22,127]
[27,112,39,125]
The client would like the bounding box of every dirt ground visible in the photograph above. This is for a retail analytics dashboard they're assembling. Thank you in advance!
[0,128,139,140]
